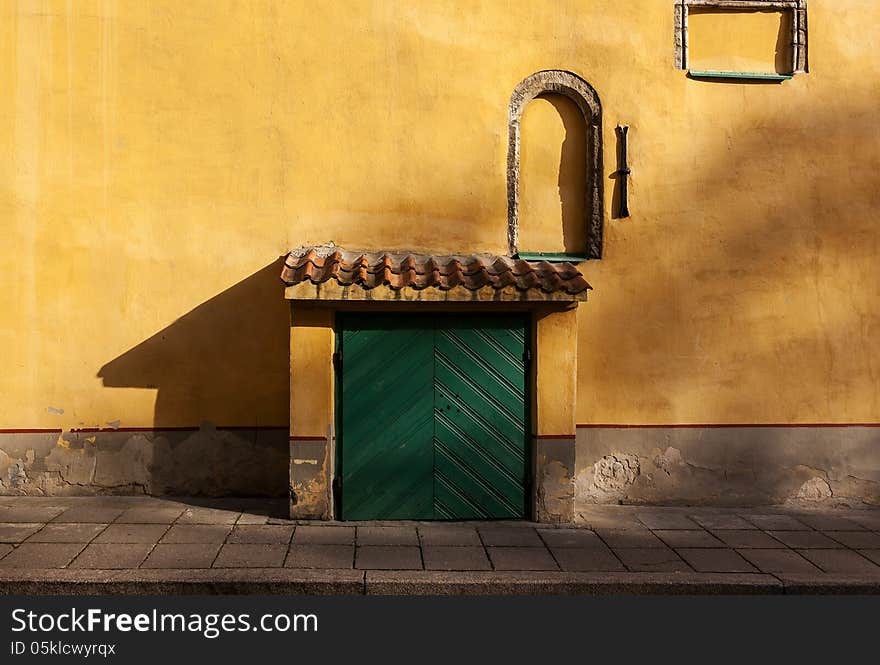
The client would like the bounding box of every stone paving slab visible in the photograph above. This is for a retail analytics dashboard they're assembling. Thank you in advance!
[538,528,606,549]
[710,530,785,549]
[844,513,880,530]
[213,544,287,568]
[797,549,880,574]
[675,548,758,573]
[357,526,418,546]
[26,523,108,543]
[52,506,127,523]
[743,515,810,531]
[0,506,67,522]
[94,523,170,544]
[596,529,666,549]
[479,527,544,547]
[549,547,625,572]
[613,547,690,572]
[422,546,491,571]
[487,547,558,571]
[141,544,220,568]
[177,507,241,525]
[286,545,354,569]
[292,525,355,545]
[827,531,880,549]
[0,542,85,568]
[859,550,880,565]
[689,514,756,530]
[418,525,481,547]
[227,525,295,545]
[636,512,700,530]
[792,513,867,531]
[769,530,844,549]
[736,549,822,574]
[653,530,725,548]
[70,544,154,569]
[116,506,186,523]
[160,524,232,544]
[0,523,44,543]
[355,546,422,570]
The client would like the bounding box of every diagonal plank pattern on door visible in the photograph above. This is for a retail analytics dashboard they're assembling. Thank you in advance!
[338,313,528,520]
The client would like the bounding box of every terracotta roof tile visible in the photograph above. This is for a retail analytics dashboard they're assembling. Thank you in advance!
[281,246,591,296]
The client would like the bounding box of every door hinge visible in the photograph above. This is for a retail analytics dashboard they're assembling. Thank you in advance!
[332,351,341,372]
[523,349,532,364]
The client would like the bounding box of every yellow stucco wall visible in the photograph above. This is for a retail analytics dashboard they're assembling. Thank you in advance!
[1,0,878,430]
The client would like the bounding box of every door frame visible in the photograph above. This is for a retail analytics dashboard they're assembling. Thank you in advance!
[287,299,580,524]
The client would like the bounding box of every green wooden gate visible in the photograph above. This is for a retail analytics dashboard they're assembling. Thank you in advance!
[337,313,529,520]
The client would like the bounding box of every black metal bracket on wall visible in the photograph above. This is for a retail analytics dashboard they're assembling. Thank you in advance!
[615,125,631,218]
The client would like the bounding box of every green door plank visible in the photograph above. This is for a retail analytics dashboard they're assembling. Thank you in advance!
[338,314,434,520]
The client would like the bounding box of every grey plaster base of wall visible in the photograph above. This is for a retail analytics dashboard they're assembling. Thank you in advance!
[289,439,331,520]
[575,426,880,511]
[535,437,576,523]
[0,425,288,497]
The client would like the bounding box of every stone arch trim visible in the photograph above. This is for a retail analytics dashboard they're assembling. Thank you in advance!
[507,70,604,259]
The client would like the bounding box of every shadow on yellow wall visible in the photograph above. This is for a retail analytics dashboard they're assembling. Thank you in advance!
[97,258,290,429]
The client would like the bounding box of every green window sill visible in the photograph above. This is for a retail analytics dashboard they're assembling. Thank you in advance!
[516,252,588,263]
[687,70,793,81]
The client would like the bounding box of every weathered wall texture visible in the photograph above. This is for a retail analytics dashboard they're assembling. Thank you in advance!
[0,426,288,496]
[0,1,878,502]
[575,427,880,513]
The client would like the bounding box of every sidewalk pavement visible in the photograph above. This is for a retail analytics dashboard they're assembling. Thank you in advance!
[1,496,879,595]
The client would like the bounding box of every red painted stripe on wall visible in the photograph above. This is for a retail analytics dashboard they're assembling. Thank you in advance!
[288,435,327,441]
[0,426,288,434]
[535,434,576,439]
[0,428,63,434]
[576,423,880,429]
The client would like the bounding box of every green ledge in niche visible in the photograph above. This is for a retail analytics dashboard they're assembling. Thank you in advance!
[516,252,589,263]
[687,70,793,81]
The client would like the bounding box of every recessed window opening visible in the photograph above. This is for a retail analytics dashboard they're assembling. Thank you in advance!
[518,93,588,257]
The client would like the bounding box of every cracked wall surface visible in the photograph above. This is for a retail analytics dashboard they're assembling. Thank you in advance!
[0,425,287,497]
[574,426,880,516]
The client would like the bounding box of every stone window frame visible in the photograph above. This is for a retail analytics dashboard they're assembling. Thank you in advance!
[674,0,808,73]
[507,70,604,260]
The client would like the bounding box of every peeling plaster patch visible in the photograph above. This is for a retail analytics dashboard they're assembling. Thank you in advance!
[7,461,29,489]
[653,447,685,475]
[577,453,640,502]
[106,420,121,429]
[796,476,833,501]
[536,460,574,523]
[0,449,10,476]
[47,406,64,415]
[46,437,98,486]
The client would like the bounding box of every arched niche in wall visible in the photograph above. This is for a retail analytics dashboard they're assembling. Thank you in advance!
[507,70,603,259]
